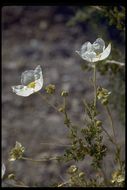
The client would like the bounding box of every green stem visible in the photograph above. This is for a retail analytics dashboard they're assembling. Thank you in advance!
[58,180,71,187]
[63,97,71,128]
[82,98,94,119]
[21,156,58,163]
[105,105,116,143]
[101,125,116,145]
[37,92,72,128]
[40,142,71,147]
[37,91,59,113]
[105,105,122,170]
[82,100,116,145]
[12,180,29,187]
[93,64,97,108]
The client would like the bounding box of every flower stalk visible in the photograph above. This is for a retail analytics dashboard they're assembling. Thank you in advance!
[93,64,97,108]
[21,156,59,163]
[37,91,59,113]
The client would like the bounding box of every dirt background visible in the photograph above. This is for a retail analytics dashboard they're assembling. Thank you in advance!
[2,6,125,187]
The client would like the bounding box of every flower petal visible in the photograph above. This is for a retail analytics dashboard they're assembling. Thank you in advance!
[92,38,105,53]
[99,43,111,61]
[12,85,34,97]
[21,70,35,85]
[34,78,43,92]
[2,163,6,179]
[81,51,96,62]
[81,42,93,55]
[34,65,43,92]
[34,65,42,80]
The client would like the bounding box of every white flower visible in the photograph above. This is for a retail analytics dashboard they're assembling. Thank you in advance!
[76,38,111,63]
[2,163,6,179]
[12,65,43,97]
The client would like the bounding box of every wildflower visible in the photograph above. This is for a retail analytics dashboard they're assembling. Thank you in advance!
[2,163,6,179]
[12,65,43,97]
[76,38,111,63]
[9,141,25,161]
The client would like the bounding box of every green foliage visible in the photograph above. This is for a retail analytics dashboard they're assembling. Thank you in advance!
[101,6,125,31]
[67,165,87,187]
[67,6,125,31]
[59,100,107,170]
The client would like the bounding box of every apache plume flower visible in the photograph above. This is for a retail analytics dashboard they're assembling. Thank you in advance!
[76,38,111,63]
[12,65,43,97]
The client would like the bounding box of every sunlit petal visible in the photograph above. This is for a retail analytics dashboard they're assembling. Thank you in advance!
[12,65,43,97]
[76,39,111,63]
[99,43,111,61]
[34,65,42,80]
[12,85,34,97]
[34,78,43,92]
[81,51,96,62]
[81,42,92,55]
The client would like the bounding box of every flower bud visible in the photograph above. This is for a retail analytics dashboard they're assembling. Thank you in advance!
[96,120,102,127]
[101,99,108,105]
[58,107,65,113]
[68,165,78,174]
[64,118,70,125]
[9,141,25,161]
[45,84,55,94]
[79,172,85,178]
[61,90,69,97]
[8,173,15,180]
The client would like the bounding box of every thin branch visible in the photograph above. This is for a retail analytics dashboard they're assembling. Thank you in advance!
[105,60,125,67]
[40,142,71,147]
[37,91,59,113]
[21,156,59,163]
[91,6,103,11]
[93,65,97,107]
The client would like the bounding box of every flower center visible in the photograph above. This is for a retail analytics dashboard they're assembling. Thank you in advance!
[27,81,36,88]
[96,53,101,58]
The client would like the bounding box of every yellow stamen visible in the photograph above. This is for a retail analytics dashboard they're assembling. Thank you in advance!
[96,53,101,58]
[27,81,36,88]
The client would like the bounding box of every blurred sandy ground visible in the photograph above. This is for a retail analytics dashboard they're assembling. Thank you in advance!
[2,6,125,187]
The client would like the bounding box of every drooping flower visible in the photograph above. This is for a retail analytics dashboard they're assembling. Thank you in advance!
[2,163,6,179]
[12,65,43,97]
[76,38,111,63]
